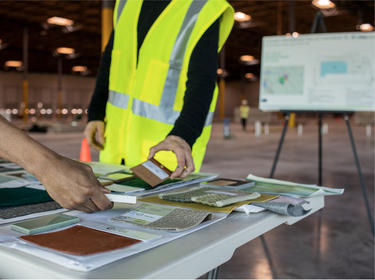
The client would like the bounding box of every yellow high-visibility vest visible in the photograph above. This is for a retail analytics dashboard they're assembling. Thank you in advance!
[100,0,234,171]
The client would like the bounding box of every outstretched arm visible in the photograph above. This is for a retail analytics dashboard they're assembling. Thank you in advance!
[0,116,112,212]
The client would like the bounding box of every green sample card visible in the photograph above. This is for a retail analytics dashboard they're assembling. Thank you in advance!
[11,213,80,235]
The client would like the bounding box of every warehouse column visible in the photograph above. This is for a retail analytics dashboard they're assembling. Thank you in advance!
[102,0,114,52]
[22,27,29,122]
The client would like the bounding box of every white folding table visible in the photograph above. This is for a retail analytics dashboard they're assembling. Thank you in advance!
[0,196,324,278]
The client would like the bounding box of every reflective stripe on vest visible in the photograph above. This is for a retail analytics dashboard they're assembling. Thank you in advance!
[116,0,127,25]
[108,90,129,109]
[112,0,213,126]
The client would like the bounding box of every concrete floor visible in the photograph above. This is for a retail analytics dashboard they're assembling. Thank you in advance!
[30,117,374,279]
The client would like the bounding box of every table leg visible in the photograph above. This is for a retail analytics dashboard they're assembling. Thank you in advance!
[207,267,219,279]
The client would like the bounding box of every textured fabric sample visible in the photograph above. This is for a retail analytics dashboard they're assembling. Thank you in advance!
[0,201,61,219]
[0,187,52,207]
[140,193,279,213]
[21,225,141,255]
[145,208,211,232]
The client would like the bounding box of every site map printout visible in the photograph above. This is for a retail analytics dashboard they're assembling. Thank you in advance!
[259,32,375,112]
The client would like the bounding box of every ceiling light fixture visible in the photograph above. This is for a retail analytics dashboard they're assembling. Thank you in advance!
[234,12,251,22]
[292,32,300,38]
[56,47,75,55]
[244,73,257,82]
[240,55,254,62]
[217,68,228,78]
[72,65,87,72]
[312,0,335,9]
[358,23,374,32]
[5,60,22,68]
[240,55,259,66]
[47,16,74,26]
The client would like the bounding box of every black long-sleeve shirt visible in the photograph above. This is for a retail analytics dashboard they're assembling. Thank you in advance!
[88,1,219,147]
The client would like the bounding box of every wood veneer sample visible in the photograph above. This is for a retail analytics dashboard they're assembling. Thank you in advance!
[131,158,172,187]
[21,225,141,255]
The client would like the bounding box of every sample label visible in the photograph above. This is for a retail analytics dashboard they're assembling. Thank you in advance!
[142,160,169,180]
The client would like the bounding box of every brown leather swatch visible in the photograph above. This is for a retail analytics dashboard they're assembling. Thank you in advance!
[20,225,141,255]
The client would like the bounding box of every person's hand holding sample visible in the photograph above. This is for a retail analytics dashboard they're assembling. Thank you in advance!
[148,135,195,179]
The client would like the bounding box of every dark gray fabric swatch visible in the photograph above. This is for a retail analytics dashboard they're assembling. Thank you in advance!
[0,201,62,219]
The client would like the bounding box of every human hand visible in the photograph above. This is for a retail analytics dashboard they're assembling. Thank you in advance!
[84,121,105,150]
[39,155,113,213]
[148,135,195,179]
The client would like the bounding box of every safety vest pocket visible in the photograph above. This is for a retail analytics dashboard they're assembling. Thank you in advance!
[139,59,169,106]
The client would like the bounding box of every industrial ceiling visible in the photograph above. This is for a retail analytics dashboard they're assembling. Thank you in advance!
[0,0,373,80]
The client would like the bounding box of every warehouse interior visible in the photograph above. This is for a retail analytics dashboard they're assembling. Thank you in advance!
[0,0,374,278]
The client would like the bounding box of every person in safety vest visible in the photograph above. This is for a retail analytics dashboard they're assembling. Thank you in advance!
[240,99,250,131]
[0,115,113,213]
[85,0,234,179]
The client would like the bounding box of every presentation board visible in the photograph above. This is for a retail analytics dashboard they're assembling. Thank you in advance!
[259,32,375,112]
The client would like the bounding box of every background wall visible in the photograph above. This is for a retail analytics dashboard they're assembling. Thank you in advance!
[0,72,262,121]
[0,72,95,111]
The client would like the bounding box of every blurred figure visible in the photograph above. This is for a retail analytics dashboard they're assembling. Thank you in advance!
[240,99,250,131]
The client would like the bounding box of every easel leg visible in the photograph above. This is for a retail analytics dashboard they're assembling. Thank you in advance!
[316,114,323,261]
[270,113,290,178]
[257,114,290,279]
[344,114,375,236]
[318,113,322,185]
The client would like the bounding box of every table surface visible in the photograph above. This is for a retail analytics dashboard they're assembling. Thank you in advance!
[0,196,324,279]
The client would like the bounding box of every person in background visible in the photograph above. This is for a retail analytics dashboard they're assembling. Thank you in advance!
[85,0,234,179]
[0,115,113,213]
[240,99,250,131]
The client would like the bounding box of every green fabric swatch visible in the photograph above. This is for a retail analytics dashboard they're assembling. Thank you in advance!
[0,187,53,207]
[117,177,181,190]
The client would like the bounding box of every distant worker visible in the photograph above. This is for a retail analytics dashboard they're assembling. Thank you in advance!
[240,99,250,131]
[85,0,234,178]
[0,115,113,213]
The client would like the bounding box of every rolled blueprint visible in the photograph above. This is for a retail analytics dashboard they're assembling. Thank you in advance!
[252,196,311,217]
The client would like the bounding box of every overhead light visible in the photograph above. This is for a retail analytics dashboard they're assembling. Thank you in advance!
[47,16,74,27]
[217,68,228,78]
[240,55,254,62]
[358,23,374,32]
[234,12,251,22]
[5,60,22,68]
[292,32,300,38]
[285,32,300,38]
[56,47,75,55]
[240,55,259,66]
[312,0,335,9]
[72,65,87,72]
[244,73,257,82]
